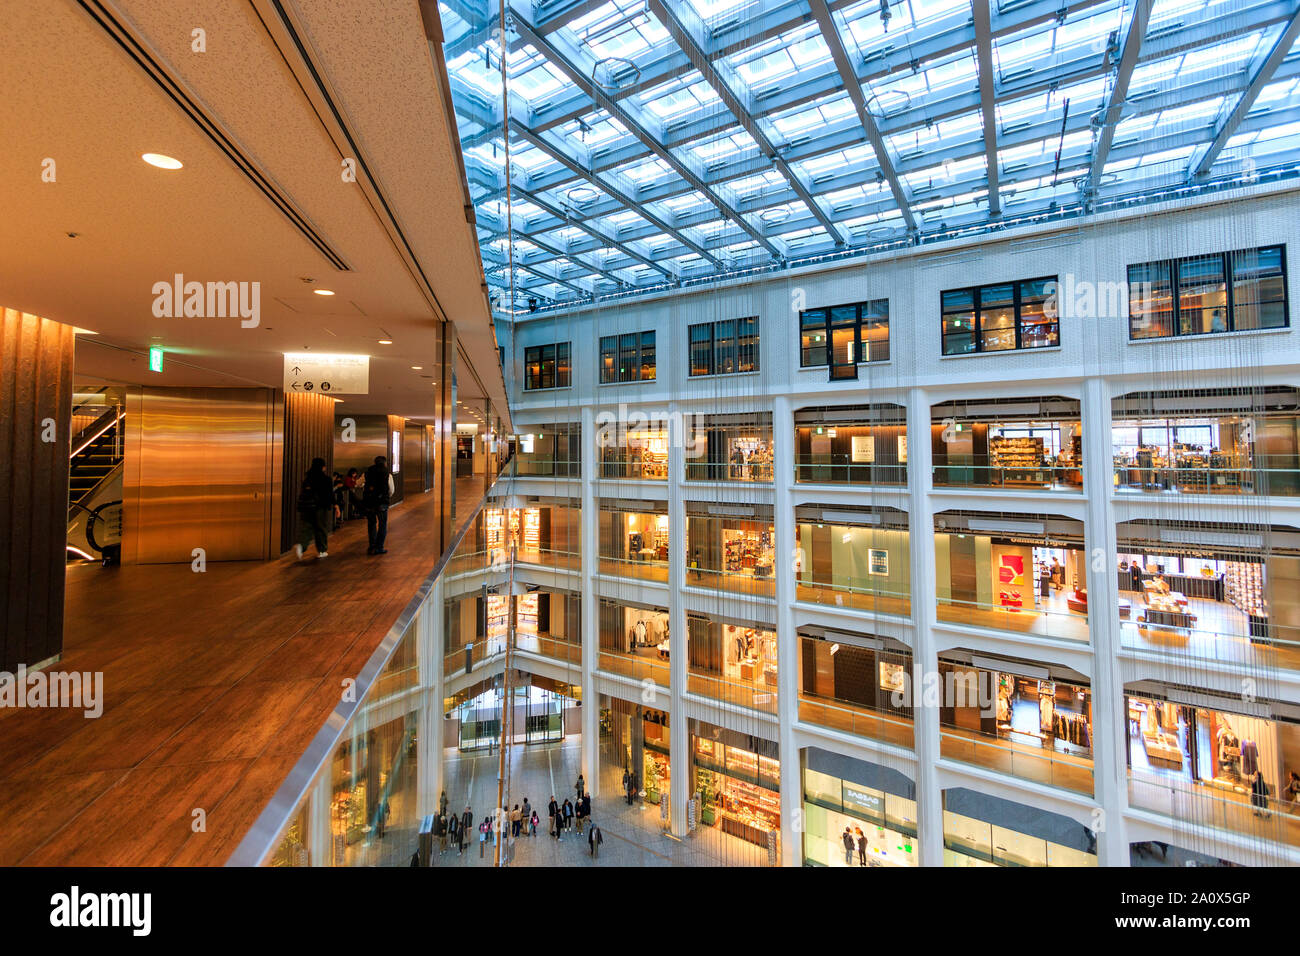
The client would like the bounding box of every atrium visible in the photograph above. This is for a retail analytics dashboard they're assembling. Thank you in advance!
[1,0,1298,895]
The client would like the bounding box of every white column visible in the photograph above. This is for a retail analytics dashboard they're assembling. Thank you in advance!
[1081,376,1129,865]
[772,394,800,867]
[906,386,944,867]
[668,401,689,836]
[580,405,600,795]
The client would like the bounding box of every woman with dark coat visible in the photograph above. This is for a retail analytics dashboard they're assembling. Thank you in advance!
[294,457,335,559]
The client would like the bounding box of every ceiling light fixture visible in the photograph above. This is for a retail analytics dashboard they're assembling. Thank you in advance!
[411,365,423,370]
[313,289,335,296]
[142,153,183,170]
[378,339,393,345]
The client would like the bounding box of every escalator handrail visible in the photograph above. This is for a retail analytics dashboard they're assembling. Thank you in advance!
[70,405,124,459]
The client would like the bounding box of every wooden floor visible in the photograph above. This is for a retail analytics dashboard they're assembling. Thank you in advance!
[0,475,486,866]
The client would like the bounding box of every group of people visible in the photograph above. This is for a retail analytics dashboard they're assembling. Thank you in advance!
[295,454,394,560]
[841,825,874,867]
[415,777,605,864]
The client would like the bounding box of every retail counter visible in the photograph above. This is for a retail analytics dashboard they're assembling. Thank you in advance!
[1118,570,1224,601]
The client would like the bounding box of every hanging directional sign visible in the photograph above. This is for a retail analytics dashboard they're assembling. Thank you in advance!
[283,352,369,395]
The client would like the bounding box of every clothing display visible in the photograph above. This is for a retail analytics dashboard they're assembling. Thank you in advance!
[1053,711,1091,748]
[1241,739,1259,777]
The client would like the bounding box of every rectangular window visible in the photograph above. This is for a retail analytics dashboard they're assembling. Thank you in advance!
[1128,244,1288,339]
[599,331,657,384]
[800,308,828,367]
[940,279,1060,356]
[689,318,759,376]
[800,299,890,369]
[689,323,713,377]
[524,342,571,390]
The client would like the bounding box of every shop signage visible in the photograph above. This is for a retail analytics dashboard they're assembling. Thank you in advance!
[897,434,907,462]
[869,548,889,576]
[283,352,370,395]
[843,783,884,819]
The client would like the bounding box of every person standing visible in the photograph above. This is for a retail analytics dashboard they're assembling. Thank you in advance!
[856,827,867,866]
[563,798,574,832]
[530,809,539,836]
[446,809,458,850]
[575,773,585,800]
[460,806,473,854]
[841,827,854,865]
[294,457,334,560]
[510,804,522,838]
[588,821,604,858]
[363,455,395,555]
[548,796,559,836]
[478,819,488,859]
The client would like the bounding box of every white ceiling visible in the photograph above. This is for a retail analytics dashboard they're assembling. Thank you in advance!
[0,0,509,428]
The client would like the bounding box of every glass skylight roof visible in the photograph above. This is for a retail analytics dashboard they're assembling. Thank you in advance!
[439,0,1300,313]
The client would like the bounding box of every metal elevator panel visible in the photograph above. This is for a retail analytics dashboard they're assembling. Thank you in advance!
[123,386,279,564]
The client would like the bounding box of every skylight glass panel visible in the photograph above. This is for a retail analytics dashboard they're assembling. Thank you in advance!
[768,94,856,141]
[685,0,753,25]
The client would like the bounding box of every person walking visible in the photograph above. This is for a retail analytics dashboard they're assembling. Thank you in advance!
[548,796,559,835]
[530,809,539,836]
[522,798,532,829]
[563,798,574,832]
[460,806,473,854]
[478,819,488,858]
[294,457,334,560]
[445,809,458,851]
[510,804,522,838]
[344,467,362,519]
[363,455,395,555]
[588,821,604,859]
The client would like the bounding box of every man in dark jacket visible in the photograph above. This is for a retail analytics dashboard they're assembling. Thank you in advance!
[588,822,603,858]
[459,806,473,854]
[294,457,334,559]
[363,455,394,555]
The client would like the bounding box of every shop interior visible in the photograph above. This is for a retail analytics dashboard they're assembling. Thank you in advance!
[599,504,670,580]
[687,508,775,589]
[943,787,1097,867]
[1111,387,1300,496]
[484,589,579,660]
[515,424,581,477]
[600,698,672,806]
[934,513,1089,641]
[598,600,671,683]
[938,658,1093,760]
[685,414,774,482]
[802,752,918,867]
[691,722,781,849]
[795,506,911,616]
[686,615,778,711]
[1115,522,1300,667]
[798,632,914,746]
[1125,687,1300,837]
[599,425,669,480]
[482,501,581,565]
[930,397,1083,490]
[793,404,908,485]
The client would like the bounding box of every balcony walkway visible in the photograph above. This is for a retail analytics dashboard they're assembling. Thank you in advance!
[0,476,484,866]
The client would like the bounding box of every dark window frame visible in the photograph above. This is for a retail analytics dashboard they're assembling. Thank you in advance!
[688,317,760,377]
[1127,244,1289,341]
[524,341,572,391]
[940,276,1060,356]
[600,330,658,384]
[799,299,891,373]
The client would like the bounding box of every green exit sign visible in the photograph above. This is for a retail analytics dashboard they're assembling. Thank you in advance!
[149,347,164,372]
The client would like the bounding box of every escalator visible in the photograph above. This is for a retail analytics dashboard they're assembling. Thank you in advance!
[66,389,125,565]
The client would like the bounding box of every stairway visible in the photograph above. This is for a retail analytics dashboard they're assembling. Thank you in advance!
[67,398,125,563]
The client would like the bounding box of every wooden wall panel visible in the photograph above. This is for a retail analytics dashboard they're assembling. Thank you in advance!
[280,391,336,554]
[1,309,74,671]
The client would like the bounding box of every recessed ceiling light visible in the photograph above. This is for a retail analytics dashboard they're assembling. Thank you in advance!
[378,339,393,345]
[411,365,423,370]
[142,153,183,170]
[313,289,335,296]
